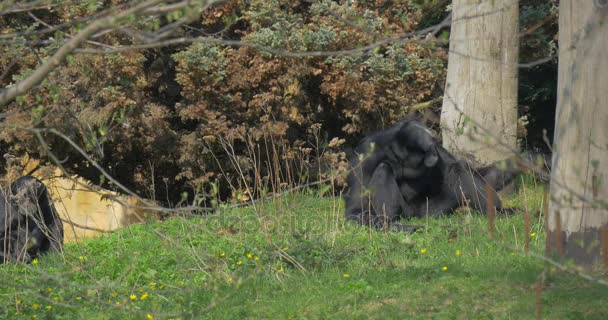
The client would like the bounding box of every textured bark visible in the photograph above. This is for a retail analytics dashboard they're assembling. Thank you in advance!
[440,0,519,166]
[546,0,608,270]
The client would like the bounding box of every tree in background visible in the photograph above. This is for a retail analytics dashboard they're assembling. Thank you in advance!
[440,0,519,165]
[547,0,608,270]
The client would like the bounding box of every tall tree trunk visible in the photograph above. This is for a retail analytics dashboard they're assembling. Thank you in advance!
[440,0,519,166]
[546,0,608,270]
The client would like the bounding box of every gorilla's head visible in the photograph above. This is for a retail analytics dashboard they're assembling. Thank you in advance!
[11,176,46,217]
[386,120,439,178]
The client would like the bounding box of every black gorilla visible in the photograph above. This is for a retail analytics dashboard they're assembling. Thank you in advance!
[1,176,63,263]
[344,118,516,231]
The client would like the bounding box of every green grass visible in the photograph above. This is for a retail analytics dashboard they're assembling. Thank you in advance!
[1,180,607,319]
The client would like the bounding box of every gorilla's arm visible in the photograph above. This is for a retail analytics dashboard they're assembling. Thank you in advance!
[345,162,426,231]
[345,163,406,226]
[36,188,64,253]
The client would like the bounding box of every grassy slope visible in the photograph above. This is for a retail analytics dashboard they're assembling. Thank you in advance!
[1,179,607,319]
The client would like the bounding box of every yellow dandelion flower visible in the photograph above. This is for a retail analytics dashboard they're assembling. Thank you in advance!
[282,247,289,251]
[247,253,253,259]
[254,256,259,261]
[32,303,40,310]
[420,248,428,254]
[45,306,52,311]
[278,267,284,273]
[236,260,243,266]
[455,249,462,256]
[75,296,81,301]
[53,297,59,302]
[47,287,53,293]
[342,273,350,279]
[32,316,37,319]
[149,282,156,290]
[441,266,448,271]
[146,314,154,320]
[511,252,516,256]
[116,301,121,306]
[530,232,537,238]
[32,258,39,265]
[130,294,137,301]
[227,277,233,284]
[16,299,21,305]
[219,252,225,257]
[78,256,85,262]
[140,292,149,301]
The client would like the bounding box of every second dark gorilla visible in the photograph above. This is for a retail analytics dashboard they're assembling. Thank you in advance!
[344,118,516,231]
[1,176,64,263]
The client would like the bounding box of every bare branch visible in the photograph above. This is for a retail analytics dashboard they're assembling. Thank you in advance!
[75,14,451,56]
[0,0,228,107]
[0,0,58,16]
[27,11,116,49]
[0,0,170,106]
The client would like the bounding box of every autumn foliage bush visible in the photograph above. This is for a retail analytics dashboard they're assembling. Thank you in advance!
[0,0,447,204]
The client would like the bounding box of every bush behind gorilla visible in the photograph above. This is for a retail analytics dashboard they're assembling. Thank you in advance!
[344,118,518,231]
[1,176,63,263]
